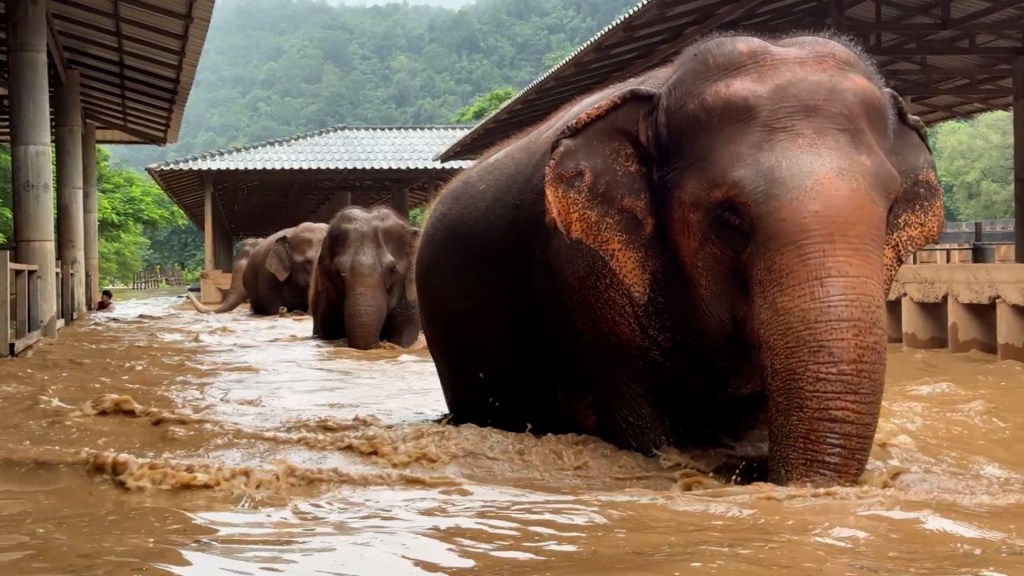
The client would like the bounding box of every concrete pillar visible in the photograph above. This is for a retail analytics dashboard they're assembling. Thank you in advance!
[83,122,99,310]
[901,298,948,349]
[8,0,57,336]
[391,187,410,220]
[885,299,903,343]
[56,68,86,319]
[997,301,1024,362]
[947,298,996,355]
[1014,56,1023,263]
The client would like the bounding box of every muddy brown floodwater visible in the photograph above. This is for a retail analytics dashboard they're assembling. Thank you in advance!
[1,293,1023,575]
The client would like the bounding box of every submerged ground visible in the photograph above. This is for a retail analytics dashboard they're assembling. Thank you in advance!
[0,292,1022,575]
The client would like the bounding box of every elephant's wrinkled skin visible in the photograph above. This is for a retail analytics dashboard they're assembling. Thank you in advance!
[186,237,263,314]
[192,222,328,316]
[309,206,420,350]
[415,33,944,487]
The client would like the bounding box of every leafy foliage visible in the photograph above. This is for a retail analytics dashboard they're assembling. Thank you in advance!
[0,144,197,285]
[929,110,1014,221]
[0,0,1015,290]
[109,0,637,169]
[452,87,517,123]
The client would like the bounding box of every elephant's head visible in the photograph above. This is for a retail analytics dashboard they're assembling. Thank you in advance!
[237,237,263,260]
[265,222,329,288]
[542,34,943,486]
[319,206,419,350]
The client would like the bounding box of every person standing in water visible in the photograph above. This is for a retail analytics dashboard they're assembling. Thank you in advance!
[96,289,115,312]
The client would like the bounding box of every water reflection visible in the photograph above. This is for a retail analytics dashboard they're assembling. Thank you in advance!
[0,293,1021,575]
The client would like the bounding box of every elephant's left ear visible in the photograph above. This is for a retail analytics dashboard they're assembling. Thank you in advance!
[265,235,293,283]
[543,85,661,304]
[880,89,945,293]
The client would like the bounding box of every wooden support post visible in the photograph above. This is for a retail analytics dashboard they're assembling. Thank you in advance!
[202,176,216,303]
[83,122,99,310]
[1014,56,1023,263]
[312,190,352,223]
[391,186,410,220]
[8,0,57,337]
[213,210,233,272]
[56,68,86,319]
[1,251,9,356]
[828,0,846,31]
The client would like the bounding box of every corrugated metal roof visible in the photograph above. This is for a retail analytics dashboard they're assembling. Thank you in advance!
[149,125,474,172]
[0,0,216,145]
[147,125,475,238]
[438,0,1024,161]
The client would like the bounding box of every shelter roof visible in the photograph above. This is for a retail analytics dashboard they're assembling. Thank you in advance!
[438,0,1024,161]
[148,125,473,238]
[0,0,215,145]
[150,125,474,171]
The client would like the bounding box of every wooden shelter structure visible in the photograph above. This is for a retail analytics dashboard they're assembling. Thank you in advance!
[147,125,473,304]
[437,0,1024,260]
[1,0,214,351]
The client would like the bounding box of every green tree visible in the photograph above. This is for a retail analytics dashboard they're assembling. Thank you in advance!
[409,204,426,227]
[930,111,1014,221]
[0,144,197,285]
[451,87,517,123]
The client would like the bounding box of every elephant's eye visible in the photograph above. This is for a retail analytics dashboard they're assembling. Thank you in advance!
[711,202,752,253]
[720,208,743,229]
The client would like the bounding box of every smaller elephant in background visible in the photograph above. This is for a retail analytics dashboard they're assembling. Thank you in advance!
[186,237,263,314]
[189,221,328,316]
[309,206,420,350]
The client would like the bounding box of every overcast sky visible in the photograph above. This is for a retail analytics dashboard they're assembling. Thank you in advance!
[325,0,472,7]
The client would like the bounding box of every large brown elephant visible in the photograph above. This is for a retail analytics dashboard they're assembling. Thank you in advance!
[309,206,420,350]
[186,237,263,314]
[189,222,328,316]
[414,33,944,487]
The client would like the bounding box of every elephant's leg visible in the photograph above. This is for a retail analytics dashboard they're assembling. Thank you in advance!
[417,255,564,434]
[315,295,346,341]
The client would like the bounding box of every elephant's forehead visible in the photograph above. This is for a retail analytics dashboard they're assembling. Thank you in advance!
[670,34,881,95]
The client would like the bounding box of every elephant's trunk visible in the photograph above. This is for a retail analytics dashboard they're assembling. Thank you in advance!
[343,273,388,351]
[752,200,888,486]
[186,288,247,314]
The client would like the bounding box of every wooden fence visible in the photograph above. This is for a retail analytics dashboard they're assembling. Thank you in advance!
[131,266,188,290]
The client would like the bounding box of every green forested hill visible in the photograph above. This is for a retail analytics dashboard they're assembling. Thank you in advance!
[0,0,1012,287]
[111,0,637,168]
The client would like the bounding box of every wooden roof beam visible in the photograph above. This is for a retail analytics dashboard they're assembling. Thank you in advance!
[620,0,779,77]
[872,46,1022,56]
[45,9,68,85]
[899,87,1012,96]
[847,21,1024,33]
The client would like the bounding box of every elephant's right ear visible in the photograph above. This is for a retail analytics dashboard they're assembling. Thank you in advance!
[880,89,944,293]
[543,85,660,304]
[265,235,292,283]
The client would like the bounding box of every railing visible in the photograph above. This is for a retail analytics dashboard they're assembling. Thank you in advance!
[944,219,1014,233]
[1,250,42,357]
[911,241,1016,265]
